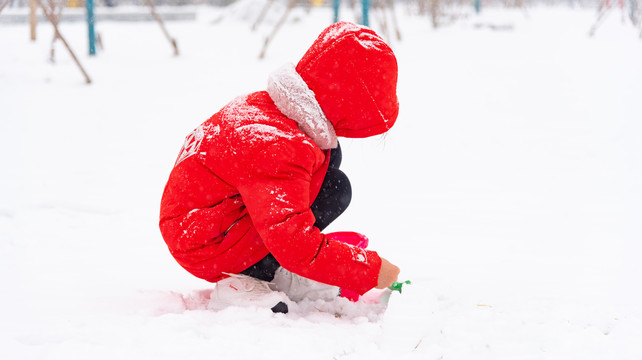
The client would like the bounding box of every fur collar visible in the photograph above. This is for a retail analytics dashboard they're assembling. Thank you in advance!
[266,63,338,150]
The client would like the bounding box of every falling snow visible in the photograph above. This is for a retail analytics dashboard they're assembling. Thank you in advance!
[1,3,641,360]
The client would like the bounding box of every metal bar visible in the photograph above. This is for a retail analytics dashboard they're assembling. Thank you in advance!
[87,0,96,55]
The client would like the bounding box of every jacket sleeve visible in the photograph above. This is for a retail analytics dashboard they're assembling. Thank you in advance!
[236,140,382,295]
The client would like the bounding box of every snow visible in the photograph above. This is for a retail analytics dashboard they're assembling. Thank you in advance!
[2,2,642,359]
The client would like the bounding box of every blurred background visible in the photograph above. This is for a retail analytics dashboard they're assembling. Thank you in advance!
[1,0,641,359]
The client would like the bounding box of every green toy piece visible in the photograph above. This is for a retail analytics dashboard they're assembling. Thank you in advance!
[388,280,411,293]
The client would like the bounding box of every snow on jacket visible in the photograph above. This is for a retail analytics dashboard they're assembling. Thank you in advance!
[159,22,399,295]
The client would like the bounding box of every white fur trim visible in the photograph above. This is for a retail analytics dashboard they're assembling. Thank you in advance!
[267,63,338,150]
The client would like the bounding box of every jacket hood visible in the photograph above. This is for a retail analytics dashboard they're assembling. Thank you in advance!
[295,22,399,139]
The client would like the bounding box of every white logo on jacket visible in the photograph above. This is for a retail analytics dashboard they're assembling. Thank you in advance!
[175,125,204,167]
[348,244,368,265]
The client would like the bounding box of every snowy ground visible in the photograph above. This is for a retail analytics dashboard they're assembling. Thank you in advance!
[1,2,642,359]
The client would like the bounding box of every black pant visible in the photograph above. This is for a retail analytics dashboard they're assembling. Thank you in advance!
[241,143,351,281]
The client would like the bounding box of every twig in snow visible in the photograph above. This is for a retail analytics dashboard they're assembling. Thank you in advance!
[33,0,92,84]
[0,0,11,15]
[143,0,179,56]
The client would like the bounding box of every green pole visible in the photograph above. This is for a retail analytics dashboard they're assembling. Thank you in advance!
[87,0,96,55]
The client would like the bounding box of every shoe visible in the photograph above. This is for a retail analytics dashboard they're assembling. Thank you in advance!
[270,267,339,302]
[210,273,290,313]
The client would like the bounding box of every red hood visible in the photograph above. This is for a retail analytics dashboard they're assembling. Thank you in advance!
[295,22,399,139]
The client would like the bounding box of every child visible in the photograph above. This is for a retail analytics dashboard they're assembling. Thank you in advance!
[159,22,400,312]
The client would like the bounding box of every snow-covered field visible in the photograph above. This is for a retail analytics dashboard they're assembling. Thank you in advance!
[2,2,642,359]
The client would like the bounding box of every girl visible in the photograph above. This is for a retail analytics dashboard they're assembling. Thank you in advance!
[160,21,400,312]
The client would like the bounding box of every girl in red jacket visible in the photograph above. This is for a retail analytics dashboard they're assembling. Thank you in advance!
[160,22,400,312]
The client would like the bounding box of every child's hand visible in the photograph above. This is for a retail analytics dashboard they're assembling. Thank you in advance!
[376,257,400,289]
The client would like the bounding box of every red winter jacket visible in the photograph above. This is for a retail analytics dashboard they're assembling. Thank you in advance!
[159,22,399,295]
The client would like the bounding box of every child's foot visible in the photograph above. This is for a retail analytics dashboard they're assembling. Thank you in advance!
[270,267,340,302]
[210,273,291,313]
